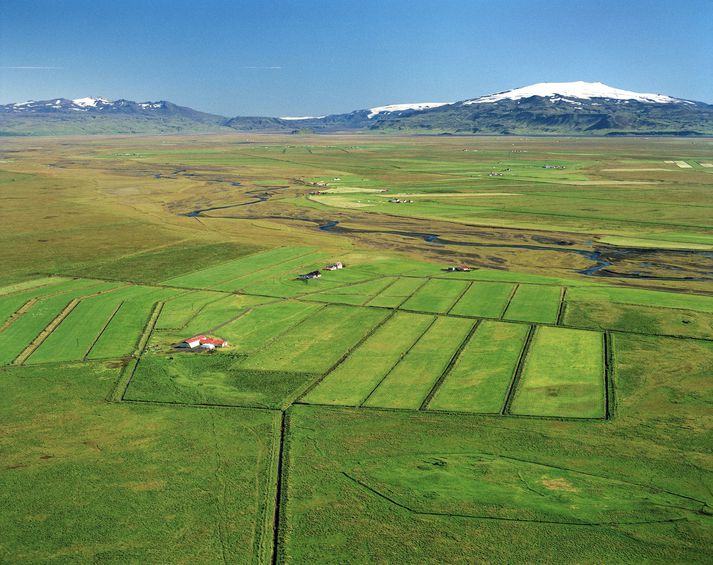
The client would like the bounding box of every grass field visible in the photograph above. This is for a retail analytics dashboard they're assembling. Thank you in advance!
[428,320,530,413]
[510,326,605,418]
[1,134,712,563]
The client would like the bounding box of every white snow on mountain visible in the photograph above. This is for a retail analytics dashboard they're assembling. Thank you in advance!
[368,102,449,118]
[465,82,683,105]
[72,97,111,107]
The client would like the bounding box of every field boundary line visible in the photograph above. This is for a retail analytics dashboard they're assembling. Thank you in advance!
[293,309,398,405]
[501,324,536,415]
[107,301,164,402]
[13,299,81,365]
[83,300,125,360]
[0,297,39,333]
[604,331,615,420]
[556,287,568,325]
[170,294,238,332]
[254,411,283,565]
[216,249,324,291]
[359,315,438,407]
[420,319,480,410]
[270,411,288,565]
[499,283,521,319]
[446,281,474,315]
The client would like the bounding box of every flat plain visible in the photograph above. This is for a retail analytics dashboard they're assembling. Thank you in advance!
[1,133,712,563]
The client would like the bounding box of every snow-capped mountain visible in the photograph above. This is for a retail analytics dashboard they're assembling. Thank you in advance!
[463,81,687,105]
[0,96,228,135]
[2,82,712,136]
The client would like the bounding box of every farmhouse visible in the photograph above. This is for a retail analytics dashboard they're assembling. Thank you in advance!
[325,262,344,271]
[178,335,228,349]
[297,270,321,280]
[444,265,473,272]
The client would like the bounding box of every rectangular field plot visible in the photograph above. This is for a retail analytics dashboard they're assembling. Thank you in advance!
[510,326,605,418]
[302,312,434,406]
[240,304,389,374]
[400,279,470,313]
[365,277,425,308]
[364,316,474,409]
[302,277,397,306]
[563,299,713,340]
[503,284,562,324]
[125,354,315,409]
[241,265,375,298]
[449,281,516,318]
[428,321,529,413]
[162,246,315,289]
[0,281,123,365]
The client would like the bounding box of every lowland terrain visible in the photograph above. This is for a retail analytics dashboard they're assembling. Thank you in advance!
[0,134,712,563]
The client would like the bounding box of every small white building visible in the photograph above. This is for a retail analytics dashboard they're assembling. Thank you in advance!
[325,262,344,271]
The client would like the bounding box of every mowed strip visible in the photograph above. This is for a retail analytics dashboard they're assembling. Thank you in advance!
[303,277,396,306]
[429,321,529,413]
[162,246,314,288]
[211,251,325,292]
[218,300,322,353]
[303,312,434,406]
[364,316,474,409]
[241,304,388,374]
[510,326,605,418]
[365,277,426,308]
[0,281,122,365]
[401,279,470,313]
[449,281,516,318]
[503,284,562,324]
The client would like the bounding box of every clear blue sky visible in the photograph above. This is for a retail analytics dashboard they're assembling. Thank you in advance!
[1,0,711,116]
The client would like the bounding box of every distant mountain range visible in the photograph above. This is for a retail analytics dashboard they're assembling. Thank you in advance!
[3,82,712,136]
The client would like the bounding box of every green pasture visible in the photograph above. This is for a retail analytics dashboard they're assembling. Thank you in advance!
[126,354,315,409]
[240,304,388,373]
[429,321,529,413]
[303,312,434,406]
[449,281,515,318]
[503,284,562,324]
[364,316,474,409]
[365,276,425,307]
[510,326,605,418]
[401,278,470,313]
[303,277,396,306]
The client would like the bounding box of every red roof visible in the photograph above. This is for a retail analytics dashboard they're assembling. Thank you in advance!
[183,335,225,345]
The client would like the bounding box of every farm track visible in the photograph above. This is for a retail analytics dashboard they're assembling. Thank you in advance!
[271,411,288,565]
[501,325,536,416]
[604,332,616,420]
[13,299,80,365]
[420,320,481,410]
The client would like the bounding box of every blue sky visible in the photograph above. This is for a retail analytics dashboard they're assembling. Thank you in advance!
[1,0,711,116]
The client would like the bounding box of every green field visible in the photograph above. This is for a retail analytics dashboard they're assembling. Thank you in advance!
[1,134,712,562]
[503,283,563,324]
[363,316,474,409]
[510,326,605,418]
[428,320,530,413]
